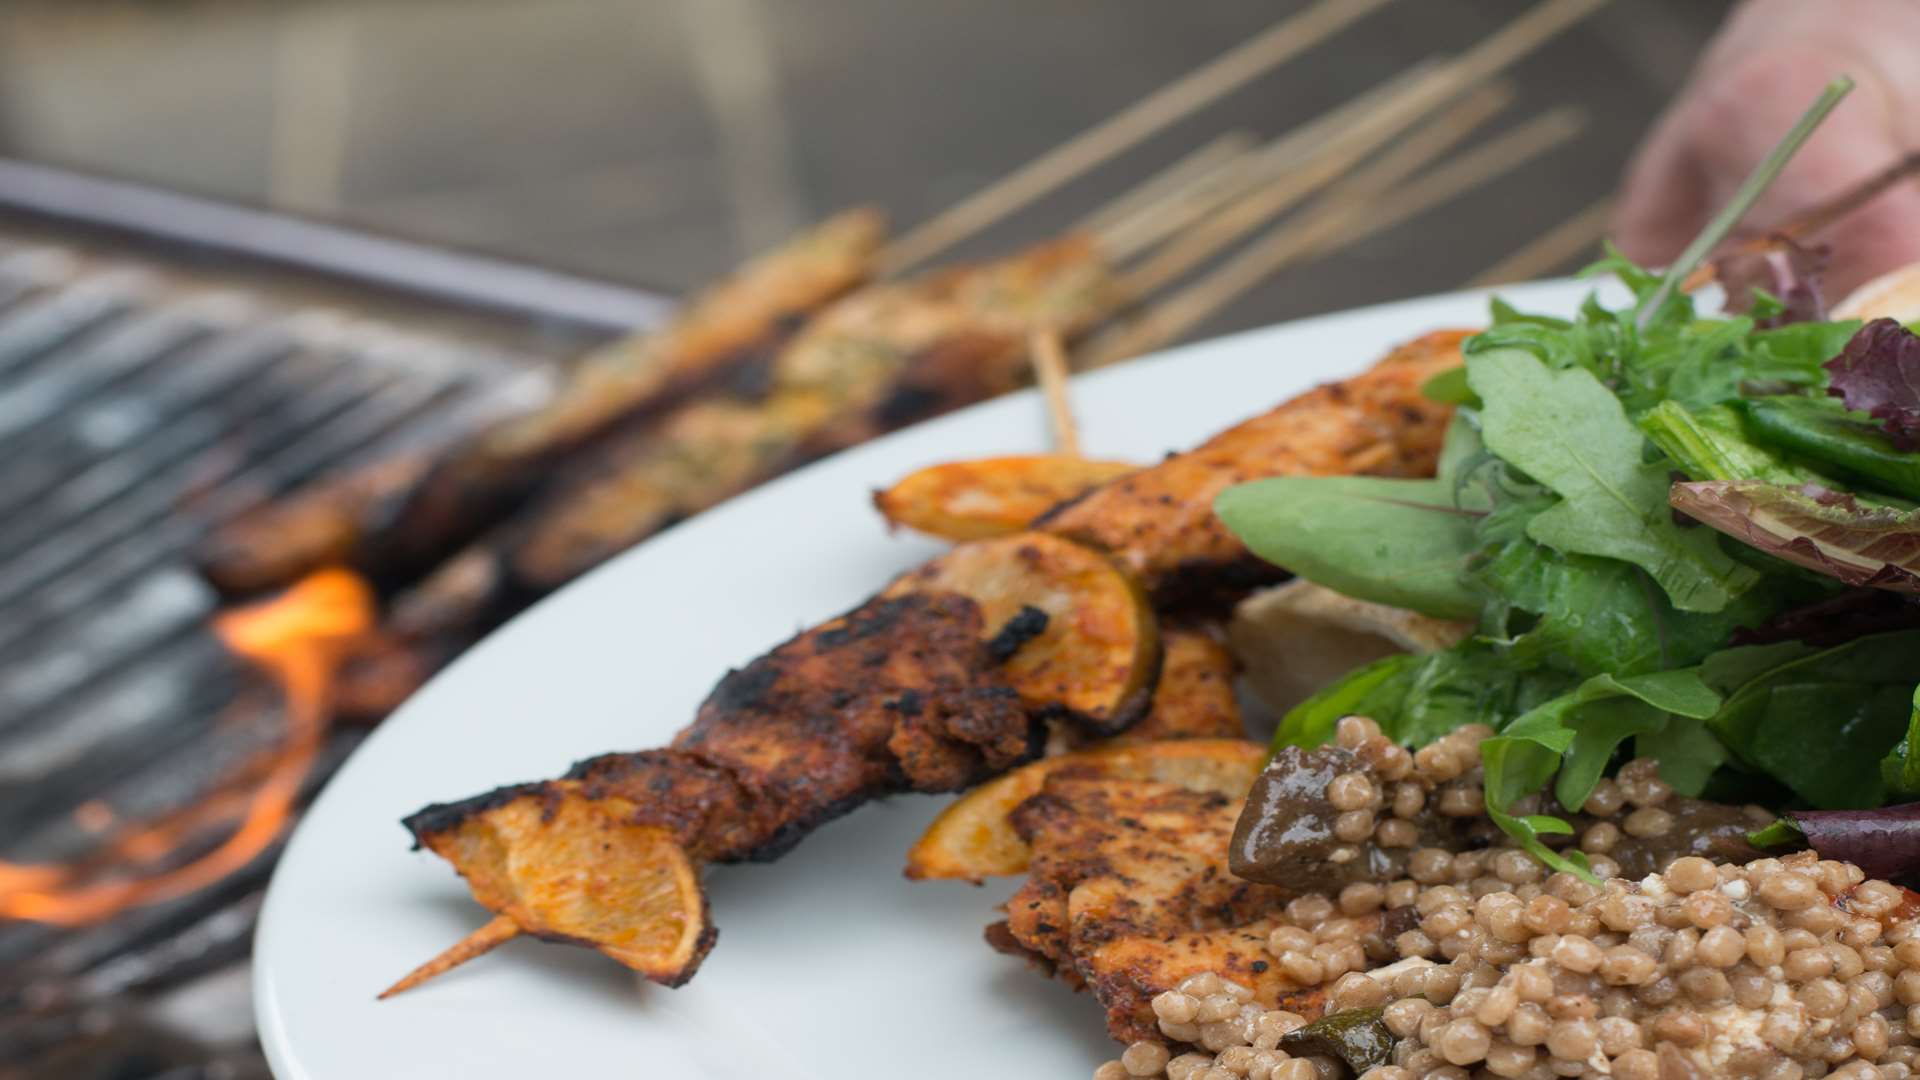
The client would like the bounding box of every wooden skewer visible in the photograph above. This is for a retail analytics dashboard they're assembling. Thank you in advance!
[1087,107,1588,366]
[1466,196,1615,287]
[877,0,1397,274]
[1074,131,1259,237]
[1117,0,1609,298]
[1121,71,1508,298]
[1029,329,1082,457]
[1098,58,1448,264]
[1777,150,1920,242]
[379,913,520,999]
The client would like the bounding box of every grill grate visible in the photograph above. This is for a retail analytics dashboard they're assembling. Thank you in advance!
[0,230,568,1078]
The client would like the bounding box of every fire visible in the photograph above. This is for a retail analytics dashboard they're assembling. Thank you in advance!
[0,569,375,926]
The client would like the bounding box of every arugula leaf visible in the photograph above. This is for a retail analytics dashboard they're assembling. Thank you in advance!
[1480,729,1596,884]
[1468,348,1760,612]
[1825,318,1920,450]
[1744,396,1920,501]
[1705,630,1920,808]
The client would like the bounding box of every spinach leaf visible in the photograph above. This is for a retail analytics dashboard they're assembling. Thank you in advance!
[1744,396,1920,501]
[1468,349,1760,612]
[1706,630,1920,808]
[1215,476,1484,620]
[1635,715,1728,796]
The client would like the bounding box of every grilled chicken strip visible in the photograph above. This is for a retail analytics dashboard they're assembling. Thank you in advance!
[403,593,1037,985]
[398,332,1468,992]
[195,208,886,595]
[1039,329,1466,605]
[335,236,1125,716]
[996,769,1351,1043]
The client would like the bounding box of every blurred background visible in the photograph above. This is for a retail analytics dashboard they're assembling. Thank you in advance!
[0,2,1734,1078]
[0,0,1725,321]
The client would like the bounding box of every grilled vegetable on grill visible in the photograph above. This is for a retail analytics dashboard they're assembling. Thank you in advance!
[196,209,887,595]
[874,454,1139,541]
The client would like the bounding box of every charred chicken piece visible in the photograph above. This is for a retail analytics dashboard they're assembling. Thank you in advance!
[400,592,1038,990]
[1039,329,1466,606]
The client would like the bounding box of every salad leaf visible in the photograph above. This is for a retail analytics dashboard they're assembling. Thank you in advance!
[1634,716,1727,796]
[1214,476,1484,620]
[1744,396,1920,501]
[1825,318,1920,450]
[1479,669,1721,882]
[1705,630,1920,808]
[1879,686,1920,799]
[1732,588,1920,649]
[1715,238,1829,326]
[1273,652,1422,751]
[1754,802,1920,882]
[1668,481,1920,594]
[1468,348,1760,612]
[1480,730,1594,883]
[1638,401,1830,486]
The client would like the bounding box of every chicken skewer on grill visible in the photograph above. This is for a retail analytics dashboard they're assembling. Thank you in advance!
[336,235,1126,718]
[385,330,1463,997]
[195,209,888,596]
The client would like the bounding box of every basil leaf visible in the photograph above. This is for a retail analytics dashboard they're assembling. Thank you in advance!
[1468,348,1761,612]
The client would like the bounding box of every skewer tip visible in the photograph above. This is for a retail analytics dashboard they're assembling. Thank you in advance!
[378,914,520,1000]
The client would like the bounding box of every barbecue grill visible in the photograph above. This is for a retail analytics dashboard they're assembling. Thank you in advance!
[0,160,664,1079]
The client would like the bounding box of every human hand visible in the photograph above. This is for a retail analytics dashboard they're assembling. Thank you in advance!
[1613,0,1920,297]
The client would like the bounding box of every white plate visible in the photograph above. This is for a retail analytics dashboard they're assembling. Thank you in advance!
[257,279,1602,1080]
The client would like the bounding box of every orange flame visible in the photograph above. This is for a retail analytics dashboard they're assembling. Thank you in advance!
[0,569,375,926]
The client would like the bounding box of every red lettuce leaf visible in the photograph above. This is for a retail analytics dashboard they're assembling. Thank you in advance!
[1789,803,1920,882]
[1825,318,1920,450]
[1668,480,1920,594]
[1716,237,1829,327]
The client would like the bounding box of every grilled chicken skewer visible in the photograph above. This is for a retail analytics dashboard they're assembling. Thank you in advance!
[196,209,888,596]
[335,236,1124,718]
[389,331,1466,996]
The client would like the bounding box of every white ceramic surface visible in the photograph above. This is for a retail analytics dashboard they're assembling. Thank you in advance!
[257,279,1604,1080]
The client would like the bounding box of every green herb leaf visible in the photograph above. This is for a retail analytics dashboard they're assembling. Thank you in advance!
[1748,817,1806,850]
[1468,348,1761,612]
[1272,652,1422,751]
[1215,475,1485,620]
[1878,685,1920,799]
[1634,715,1729,797]
[1744,396,1920,501]
[1706,630,1920,808]
[1638,401,1832,486]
